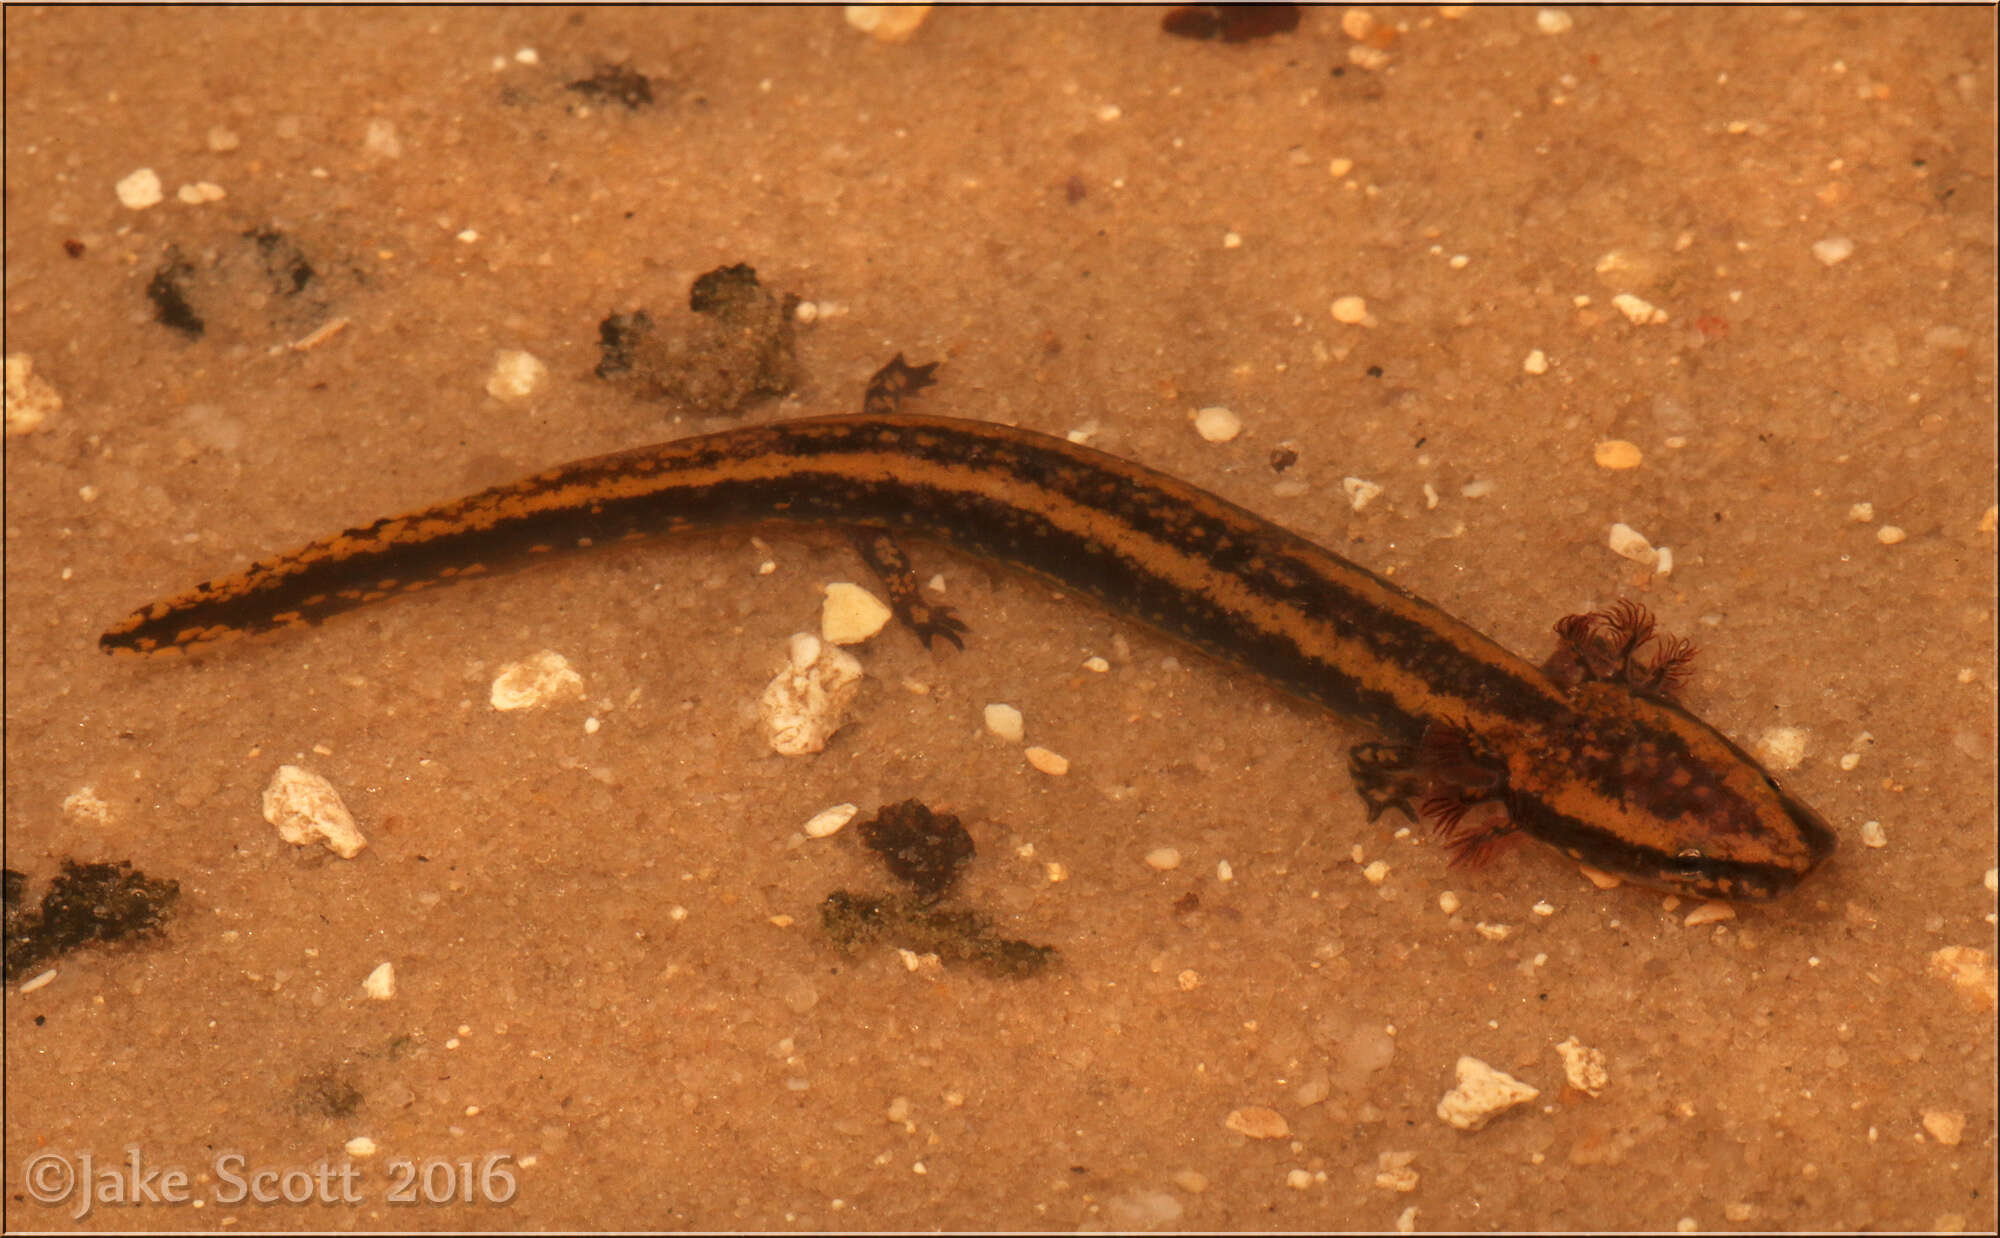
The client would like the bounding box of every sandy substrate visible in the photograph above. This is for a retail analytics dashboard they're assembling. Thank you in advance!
[5,6,1995,1231]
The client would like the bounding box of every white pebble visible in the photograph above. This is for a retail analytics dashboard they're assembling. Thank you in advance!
[362,962,396,1000]
[1193,406,1241,442]
[1436,1056,1539,1130]
[5,353,63,435]
[804,803,858,839]
[1812,237,1855,266]
[1341,477,1383,512]
[1611,293,1668,325]
[761,635,863,756]
[176,181,227,204]
[983,702,1025,742]
[363,118,403,159]
[1607,522,1658,566]
[61,785,113,827]
[1754,727,1808,771]
[262,765,368,858]
[485,349,547,400]
[115,167,163,209]
[490,650,584,710]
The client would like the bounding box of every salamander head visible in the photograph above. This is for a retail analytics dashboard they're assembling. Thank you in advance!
[1510,686,1838,902]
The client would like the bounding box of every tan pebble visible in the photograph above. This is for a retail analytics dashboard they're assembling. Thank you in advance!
[1578,864,1623,890]
[1921,1109,1965,1145]
[1927,946,1996,1011]
[1683,901,1736,927]
[820,582,892,644]
[1224,1106,1290,1139]
[1145,847,1182,871]
[848,4,932,41]
[1024,746,1068,775]
[1555,1036,1608,1096]
[1593,439,1643,469]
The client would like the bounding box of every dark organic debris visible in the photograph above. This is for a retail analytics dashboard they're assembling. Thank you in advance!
[4,859,181,983]
[292,1068,365,1119]
[247,228,318,295]
[593,310,654,379]
[1161,4,1301,42]
[567,63,655,110]
[146,251,205,338]
[593,262,799,414]
[858,799,975,903]
[820,891,1055,979]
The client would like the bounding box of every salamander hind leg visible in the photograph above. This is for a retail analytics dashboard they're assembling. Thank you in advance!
[861,353,941,416]
[851,531,968,650]
[850,353,967,649]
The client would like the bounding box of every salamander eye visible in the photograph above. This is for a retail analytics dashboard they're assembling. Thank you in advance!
[1670,848,1708,876]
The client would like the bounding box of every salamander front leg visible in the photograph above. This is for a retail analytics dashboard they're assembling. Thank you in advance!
[1347,741,1424,823]
[1348,728,1524,870]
